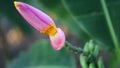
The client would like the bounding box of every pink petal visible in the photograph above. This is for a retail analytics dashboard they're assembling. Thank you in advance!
[49,28,65,50]
[14,1,55,31]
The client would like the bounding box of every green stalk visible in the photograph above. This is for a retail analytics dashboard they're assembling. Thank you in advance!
[100,0,119,51]
[64,41,87,55]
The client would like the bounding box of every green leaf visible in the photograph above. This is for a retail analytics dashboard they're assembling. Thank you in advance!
[62,0,120,49]
[7,40,75,68]
[38,0,69,19]
[28,65,69,68]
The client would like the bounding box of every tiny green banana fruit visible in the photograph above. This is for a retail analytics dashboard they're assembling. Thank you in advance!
[98,57,105,68]
[93,45,99,57]
[80,54,88,68]
[84,42,89,53]
[88,40,94,54]
[89,63,96,68]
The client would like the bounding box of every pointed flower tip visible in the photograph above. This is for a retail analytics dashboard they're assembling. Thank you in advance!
[14,1,23,9]
[14,1,19,8]
[14,1,25,9]
[50,28,65,50]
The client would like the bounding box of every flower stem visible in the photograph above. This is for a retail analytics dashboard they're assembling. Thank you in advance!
[100,0,119,51]
[64,41,87,55]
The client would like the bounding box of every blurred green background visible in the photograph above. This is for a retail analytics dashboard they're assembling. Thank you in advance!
[0,0,120,68]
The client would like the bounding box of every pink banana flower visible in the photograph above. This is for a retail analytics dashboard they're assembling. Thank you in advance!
[14,1,65,50]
